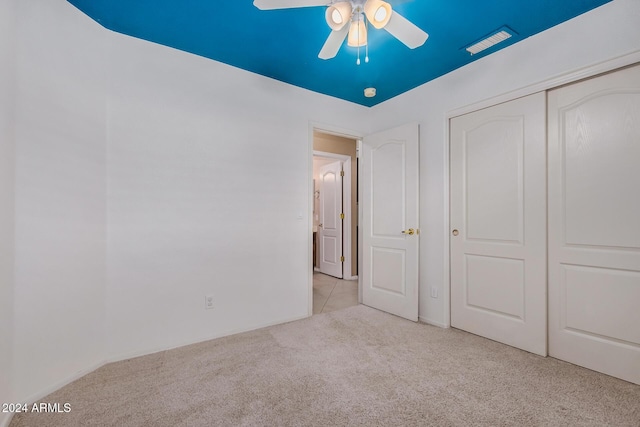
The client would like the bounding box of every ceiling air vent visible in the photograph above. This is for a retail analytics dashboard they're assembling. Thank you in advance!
[465,28,514,55]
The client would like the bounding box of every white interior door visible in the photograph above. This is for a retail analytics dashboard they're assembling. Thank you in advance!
[548,64,640,384]
[318,160,343,278]
[450,93,547,356]
[362,123,419,321]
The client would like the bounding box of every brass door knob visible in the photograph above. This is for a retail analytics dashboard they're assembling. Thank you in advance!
[402,228,415,235]
[452,229,459,236]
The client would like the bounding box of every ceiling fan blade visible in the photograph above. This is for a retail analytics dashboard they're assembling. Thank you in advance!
[318,26,349,59]
[253,0,329,10]
[384,11,428,49]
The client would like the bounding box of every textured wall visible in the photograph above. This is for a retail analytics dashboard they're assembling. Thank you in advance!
[105,31,369,360]
[12,0,108,403]
[0,0,16,425]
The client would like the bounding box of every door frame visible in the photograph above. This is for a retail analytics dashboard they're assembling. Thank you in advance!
[313,151,352,279]
[308,122,364,316]
[444,50,640,327]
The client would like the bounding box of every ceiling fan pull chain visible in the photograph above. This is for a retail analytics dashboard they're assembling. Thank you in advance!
[365,18,369,63]
[356,17,361,65]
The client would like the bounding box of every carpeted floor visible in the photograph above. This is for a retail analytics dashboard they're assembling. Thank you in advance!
[10,305,640,426]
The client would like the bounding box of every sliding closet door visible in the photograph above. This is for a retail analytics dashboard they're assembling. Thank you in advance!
[548,64,640,385]
[450,93,547,356]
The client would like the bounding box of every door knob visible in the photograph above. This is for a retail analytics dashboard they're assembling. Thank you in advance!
[402,228,415,235]
[318,223,323,228]
[452,229,459,236]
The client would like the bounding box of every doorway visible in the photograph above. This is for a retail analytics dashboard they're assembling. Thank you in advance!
[309,124,421,321]
[311,130,359,315]
[313,131,358,280]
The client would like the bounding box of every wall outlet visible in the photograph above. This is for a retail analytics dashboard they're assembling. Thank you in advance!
[205,295,214,309]
[430,286,438,299]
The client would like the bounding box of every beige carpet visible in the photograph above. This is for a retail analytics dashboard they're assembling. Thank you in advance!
[10,305,640,426]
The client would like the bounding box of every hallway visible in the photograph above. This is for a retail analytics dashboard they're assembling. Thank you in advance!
[312,273,358,314]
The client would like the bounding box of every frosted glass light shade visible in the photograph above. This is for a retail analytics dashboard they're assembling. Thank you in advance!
[326,2,352,30]
[347,18,367,47]
[364,0,392,29]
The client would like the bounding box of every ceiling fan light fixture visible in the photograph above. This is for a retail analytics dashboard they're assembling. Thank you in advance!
[347,16,367,47]
[326,2,352,30]
[364,0,392,29]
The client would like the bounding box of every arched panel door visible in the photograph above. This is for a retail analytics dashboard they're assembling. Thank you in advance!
[318,160,343,278]
[362,123,419,321]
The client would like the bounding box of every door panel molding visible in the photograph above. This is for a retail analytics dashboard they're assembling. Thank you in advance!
[450,92,547,356]
[443,52,640,329]
[362,122,419,322]
[318,160,343,278]
[548,63,640,384]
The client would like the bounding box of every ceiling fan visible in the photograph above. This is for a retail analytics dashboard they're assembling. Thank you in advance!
[253,0,428,63]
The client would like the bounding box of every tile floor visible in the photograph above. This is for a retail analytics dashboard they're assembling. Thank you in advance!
[313,272,359,315]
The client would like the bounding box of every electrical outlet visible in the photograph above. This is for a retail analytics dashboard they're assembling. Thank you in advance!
[205,295,214,309]
[430,286,438,299]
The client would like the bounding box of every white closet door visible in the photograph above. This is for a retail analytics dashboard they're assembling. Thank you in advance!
[450,92,547,356]
[548,64,640,385]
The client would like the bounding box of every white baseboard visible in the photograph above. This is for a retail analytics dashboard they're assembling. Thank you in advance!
[106,313,309,364]
[7,313,310,426]
[419,316,449,328]
[4,358,108,427]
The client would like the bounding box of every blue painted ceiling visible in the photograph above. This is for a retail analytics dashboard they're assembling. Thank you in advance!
[67,0,611,107]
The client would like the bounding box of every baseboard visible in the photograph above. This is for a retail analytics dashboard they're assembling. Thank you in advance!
[7,314,311,425]
[107,313,310,364]
[419,316,449,328]
[7,358,107,427]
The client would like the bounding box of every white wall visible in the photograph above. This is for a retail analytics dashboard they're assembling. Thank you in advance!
[105,23,370,359]
[0,0,16,425]
[11,0,108,402]
[5,0,370,408]
[369,0,640,327]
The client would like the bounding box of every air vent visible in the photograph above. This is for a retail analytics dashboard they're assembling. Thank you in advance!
[465,29,513,55]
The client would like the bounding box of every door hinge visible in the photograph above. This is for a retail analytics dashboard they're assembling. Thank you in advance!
[340,170,345,177]
[340,256,345,262]
[340,213,345,220]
